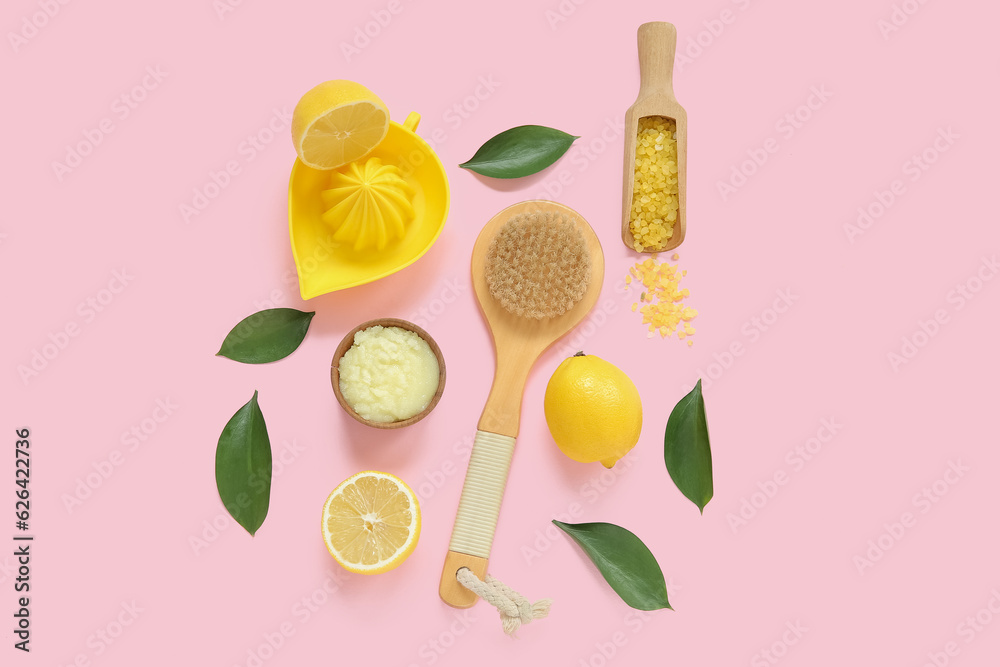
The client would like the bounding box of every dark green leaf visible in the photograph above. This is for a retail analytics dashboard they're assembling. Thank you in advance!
[553,520,671,611]
[664,379,713,513]
[459,125,578,178]
[217,308,315,364]
[215,391,272,536]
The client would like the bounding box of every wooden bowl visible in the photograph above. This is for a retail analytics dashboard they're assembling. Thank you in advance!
[331,318,446,429]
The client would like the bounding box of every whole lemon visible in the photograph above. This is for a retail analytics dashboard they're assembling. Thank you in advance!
[543,352,642,468]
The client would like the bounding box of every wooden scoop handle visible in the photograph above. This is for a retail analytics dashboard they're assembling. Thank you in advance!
[637,21,677,101]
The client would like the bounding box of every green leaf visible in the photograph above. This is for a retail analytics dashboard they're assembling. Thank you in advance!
[664,379,713,513]
[217,308,315,364]
[459,125,578,178]
[553,520,671,611]
[215,391,272,536]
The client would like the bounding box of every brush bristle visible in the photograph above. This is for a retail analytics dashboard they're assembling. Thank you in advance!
[484,211,592,319]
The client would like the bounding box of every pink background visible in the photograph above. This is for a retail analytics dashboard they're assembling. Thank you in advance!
[4,0,1000,665]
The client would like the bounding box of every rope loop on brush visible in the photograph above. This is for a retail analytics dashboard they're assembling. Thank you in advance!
[456,568,551,636]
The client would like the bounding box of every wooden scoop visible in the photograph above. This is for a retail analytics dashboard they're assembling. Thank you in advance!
[621,21,688,253]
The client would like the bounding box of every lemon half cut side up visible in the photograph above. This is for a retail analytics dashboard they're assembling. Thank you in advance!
[292,80,390,171]
[321,470,421,575]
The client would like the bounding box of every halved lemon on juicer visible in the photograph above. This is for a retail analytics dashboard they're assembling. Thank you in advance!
[321,470,421,575]
[291,80,389,170]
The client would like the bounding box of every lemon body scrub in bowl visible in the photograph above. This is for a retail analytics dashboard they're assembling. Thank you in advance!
[332,319,445,428]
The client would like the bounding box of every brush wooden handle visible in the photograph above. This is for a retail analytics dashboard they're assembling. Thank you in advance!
[439,551,489,608]
[440,430,516,608]
[637,21,677,101]
[440,200,606,608]
[477,340,534,435]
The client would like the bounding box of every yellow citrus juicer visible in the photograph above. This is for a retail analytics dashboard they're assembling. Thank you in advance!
[288,112,449,299]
